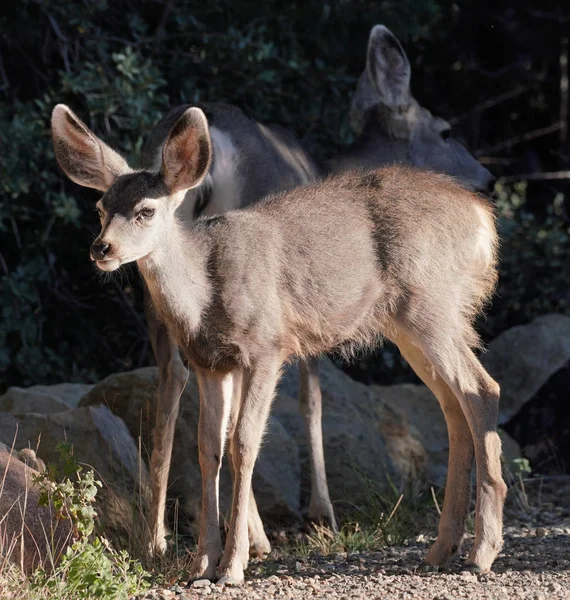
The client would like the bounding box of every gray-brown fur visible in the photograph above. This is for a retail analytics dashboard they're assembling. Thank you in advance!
[135,166,498,372]
[51,101,329,560]
[133,158,505,582]
[51,24,504,582]
[51,100,506,581]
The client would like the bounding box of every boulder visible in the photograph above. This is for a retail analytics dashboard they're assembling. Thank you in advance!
[370,383,521,485]
[0,405,149,541]
[481,314,570,424]
[276,361,427,509]
[0,444,72,574]
[80,368,301,531]
[0,382,92,414]
[81,360,427,526]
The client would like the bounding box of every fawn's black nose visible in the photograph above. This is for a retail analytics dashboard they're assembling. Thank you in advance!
[91,240,111,261]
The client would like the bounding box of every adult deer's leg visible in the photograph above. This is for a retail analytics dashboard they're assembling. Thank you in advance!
[145,299,188,555]
[408,329,507,573]
[391,331,474,569]
[226,370,272,558]
[217,356,282,585]
[299,357,337,531]
[189,369,235,581]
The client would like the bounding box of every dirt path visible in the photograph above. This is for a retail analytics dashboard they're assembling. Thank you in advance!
[141,478,570,600]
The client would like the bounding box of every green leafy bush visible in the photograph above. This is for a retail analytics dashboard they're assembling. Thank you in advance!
[1,0,568,390]
[27,441,151,600]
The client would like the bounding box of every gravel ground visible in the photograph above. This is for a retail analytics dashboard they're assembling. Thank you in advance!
[140,477,570,600]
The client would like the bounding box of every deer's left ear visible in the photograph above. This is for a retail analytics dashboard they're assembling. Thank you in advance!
[161,107,212,195]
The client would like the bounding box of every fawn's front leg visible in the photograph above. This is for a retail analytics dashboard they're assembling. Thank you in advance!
[216,356,282,585]
[189,369,235,581]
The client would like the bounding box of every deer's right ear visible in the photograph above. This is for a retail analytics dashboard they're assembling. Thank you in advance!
[350,25,412,134]
[51,104,130,191]
[161,107,212,196]
[366,25,411,109]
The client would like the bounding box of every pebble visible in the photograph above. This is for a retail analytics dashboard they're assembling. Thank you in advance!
[138,488,570,600]
[191,579,211,588]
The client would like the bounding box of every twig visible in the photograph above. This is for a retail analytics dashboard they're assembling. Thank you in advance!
[10,216,22,250]
[476,121,562,156]
[430,486,441,515]
[0,252,8,275]
[498,170,570,184]
[478,157,516,166]
[385,493,404,525]
[528,10,570,24]
[449,86,528,126]
[560,36,568,144]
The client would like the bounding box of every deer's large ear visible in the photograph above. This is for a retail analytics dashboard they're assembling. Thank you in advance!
[350,25,412,134]
[51,104,131,191]
[161,107,212,195]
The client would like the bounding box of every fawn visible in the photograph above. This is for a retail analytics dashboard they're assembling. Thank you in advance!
[51,102,505,583]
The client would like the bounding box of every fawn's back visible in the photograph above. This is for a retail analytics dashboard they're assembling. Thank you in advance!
[194,165,498,364]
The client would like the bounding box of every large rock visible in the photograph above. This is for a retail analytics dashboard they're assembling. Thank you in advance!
[0,382,92,414]
[81,360,426,527]
[482,314,570,424]
[370,383,521,486]
[0,443,72,574]
[276,361,427,509]
[80,368,301,531]
[0,405,149,540]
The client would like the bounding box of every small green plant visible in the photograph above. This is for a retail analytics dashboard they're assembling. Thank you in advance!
[26,441,151,600]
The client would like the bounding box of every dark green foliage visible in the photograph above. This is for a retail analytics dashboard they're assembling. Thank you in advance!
[0,1,568,390]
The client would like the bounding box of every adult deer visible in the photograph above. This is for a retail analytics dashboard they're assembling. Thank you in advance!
[50,104,505,582]
[334,25,494,192]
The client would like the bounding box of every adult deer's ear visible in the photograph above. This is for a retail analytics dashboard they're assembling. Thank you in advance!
[366,25,411,109]
[161,107,212,195]
[51,104,131,191]
[350,25,412,134]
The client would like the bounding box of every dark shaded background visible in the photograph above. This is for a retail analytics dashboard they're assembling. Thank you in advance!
[1,1,569,466]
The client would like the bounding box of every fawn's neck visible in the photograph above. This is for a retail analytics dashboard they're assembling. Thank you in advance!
[137,221,211,342]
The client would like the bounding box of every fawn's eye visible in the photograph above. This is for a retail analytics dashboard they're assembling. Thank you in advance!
[440,128,452,141]
[136,207,155,220]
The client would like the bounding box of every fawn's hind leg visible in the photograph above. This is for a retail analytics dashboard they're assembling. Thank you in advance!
[403,329,507,573]
[392,332,474,569]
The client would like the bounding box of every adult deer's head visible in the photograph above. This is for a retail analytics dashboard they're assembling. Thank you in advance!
[339,25,494,192]
[51,104,212,271]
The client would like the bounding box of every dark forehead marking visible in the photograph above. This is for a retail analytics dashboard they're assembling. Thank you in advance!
[100,171,167,214]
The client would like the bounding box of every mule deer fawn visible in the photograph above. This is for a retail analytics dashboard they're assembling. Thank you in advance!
[138,23,496,557]
[51,102,326,558]
[51,22,496,566]
[51,102,506,582]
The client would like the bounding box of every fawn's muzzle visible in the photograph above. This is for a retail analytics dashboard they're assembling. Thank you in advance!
[90,240,111,261]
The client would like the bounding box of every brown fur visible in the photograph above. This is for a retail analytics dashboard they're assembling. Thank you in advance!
[53,100,506,581]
